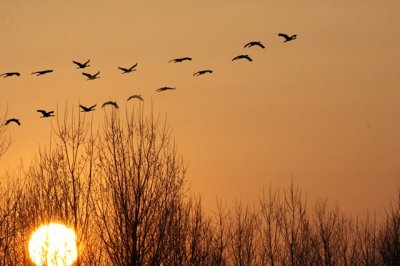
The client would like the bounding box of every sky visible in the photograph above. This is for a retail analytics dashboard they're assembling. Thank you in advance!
[1,0,399,216]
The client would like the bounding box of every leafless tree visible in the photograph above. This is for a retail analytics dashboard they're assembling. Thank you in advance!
[228,201,260,266]
[258,186,283,265]
[94,107,187,265]
[15,106,98,264]
[378,192,400,265]
[279,181,313,266]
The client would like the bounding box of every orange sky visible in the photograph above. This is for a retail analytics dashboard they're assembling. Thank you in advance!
[1,0,399,216]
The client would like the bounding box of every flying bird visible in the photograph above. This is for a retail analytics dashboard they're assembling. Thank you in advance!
[82,71,100,80]
[0,72,20,78]
[31,70,54,76]
[73,59,90,69]
[278,33,297,42]
[169,57,192,63]
[193,70,213,76]
[156,87,176,92]
[232,55,253,62]
[244,41,265,49]
[102,101,119,109]
[118,63,138,74]
[80,104,97,112]
[127,95,144,101]
[37,110,55,118]
[5,118,20,126]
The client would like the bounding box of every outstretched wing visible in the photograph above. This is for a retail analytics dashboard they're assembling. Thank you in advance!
[244,55,253,62]
[278,33,290,39]
[73,61,83,67]
[119,67,129,72]
[130,63,138,70]
[82,72,92,78]
[89,104,97,109]
[37,110,46,115]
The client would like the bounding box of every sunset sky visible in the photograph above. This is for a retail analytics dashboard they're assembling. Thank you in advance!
[1,0,399,216]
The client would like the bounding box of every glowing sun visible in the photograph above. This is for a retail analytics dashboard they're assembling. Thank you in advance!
[28,223,78,266]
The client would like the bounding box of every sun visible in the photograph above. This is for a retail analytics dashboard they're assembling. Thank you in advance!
[28,223,78,266]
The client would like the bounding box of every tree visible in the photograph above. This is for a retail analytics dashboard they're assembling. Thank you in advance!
[94,108,187,265]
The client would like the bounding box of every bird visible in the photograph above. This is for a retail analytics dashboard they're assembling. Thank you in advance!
[193,70,213,76]
[156,87,176,92]
[102,101,119,109]
[37,110,55,118]
[127,95,144,101]
[0,72,20,78]
[232,55,253,62]
[5,118,20,126]
[169,57,192,63]
[278,33,297,42]
[244,41,265,49]
[118,63,138,74]
[73,59,90,69]
[82,71,100,80]
[31,70,54,76]
[80,104,97,112]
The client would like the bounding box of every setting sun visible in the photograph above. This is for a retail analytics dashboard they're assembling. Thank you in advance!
[28,223,77,266]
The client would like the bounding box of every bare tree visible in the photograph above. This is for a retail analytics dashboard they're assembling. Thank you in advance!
[94,107,187,265]
[19,106,98,264]
[228,201,260,266]
[279,181,313,266]
[258,186,283,265]
[379,191,400,265]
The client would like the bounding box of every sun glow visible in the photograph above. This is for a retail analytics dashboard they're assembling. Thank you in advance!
[28,223,78,266]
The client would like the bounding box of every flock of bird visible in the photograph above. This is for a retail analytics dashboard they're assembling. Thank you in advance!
[2,33,297,126]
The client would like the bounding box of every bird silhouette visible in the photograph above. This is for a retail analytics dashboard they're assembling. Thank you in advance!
[127,95,144,101]
[156,87,176,92]
[244,41,265,49]
[31,70,54,76]
[102,101,119,109]
[118,63,138,74]
[193,70,213,76]
[169,57,192,63]
[232,55,253,62]
[82,71,100,80]
[73,59,90,69]
[0,72,20,78]
[80,104,97,112]
[5,118,20,126]
[37,110,55,118]
[278,33,297,42]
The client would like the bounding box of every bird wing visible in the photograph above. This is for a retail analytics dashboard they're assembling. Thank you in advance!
[82,72,92,78]
[73,61,82,67]
[84,59,90,65]
[94,71,100,77]
[103,101,118,108]
[89,104,97,109]
[244,43,251,48]
[257,42,265,48]
[49,111,55,114]
[79,105,88,110]
[119,67,129,72]
[278,33,289,39]
[37,110,46,115]
[245,55,253,61]
[130,63,138,70]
